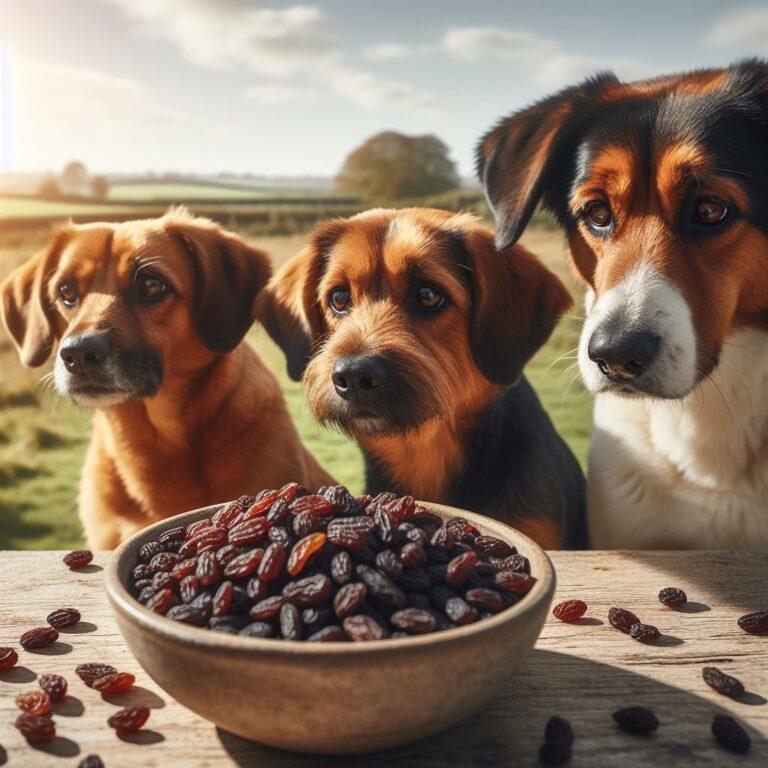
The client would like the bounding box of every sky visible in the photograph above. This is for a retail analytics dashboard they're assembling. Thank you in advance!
[0,0,767,178]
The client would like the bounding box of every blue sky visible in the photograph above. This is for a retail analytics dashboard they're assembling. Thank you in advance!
[1,0,766,177]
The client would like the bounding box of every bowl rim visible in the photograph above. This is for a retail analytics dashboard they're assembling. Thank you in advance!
[105,501,556,658]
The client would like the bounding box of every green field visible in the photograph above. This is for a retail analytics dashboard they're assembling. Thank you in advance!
[0,226,591,550]
[108,182,270,201]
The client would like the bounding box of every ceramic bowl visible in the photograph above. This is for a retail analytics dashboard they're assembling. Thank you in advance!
[105,502,555,754]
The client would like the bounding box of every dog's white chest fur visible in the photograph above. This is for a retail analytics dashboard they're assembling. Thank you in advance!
[588,328,768,549]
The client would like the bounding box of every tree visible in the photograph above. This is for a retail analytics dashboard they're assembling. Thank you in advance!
[91,175,110,200]
[336,131,459,202]
[62,161,88,189]
[37,178,61,198]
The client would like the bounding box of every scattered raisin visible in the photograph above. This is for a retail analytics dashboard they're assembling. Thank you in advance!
[77,756,105,768]
[107,706,150,735]
[612,706,659,735]
[552,600,587,623]
[702,667,745,698]
[629,623,661,643]
[15,689,52,716]
[608,607,640,634]
[711,714,750,754]
[737,610,768,635]
[15,713,56,743]
[545,715,574,747]
[39,673,68,702]
[20,626,59,650]
[63,549,93,569]
[658,587,687,608]
[92,671,136,694]
[0,646,19,672]
[76,663,118,687]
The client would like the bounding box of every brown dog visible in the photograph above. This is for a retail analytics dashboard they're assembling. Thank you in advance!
[1,209,331,547]
[257,208,587,549]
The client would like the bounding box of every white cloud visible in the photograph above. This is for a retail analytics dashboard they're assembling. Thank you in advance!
[365,25,642,91]
[99,0,340,75]
[703,6,768,52]
[242,84,318,104]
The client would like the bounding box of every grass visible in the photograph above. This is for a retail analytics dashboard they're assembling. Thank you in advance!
[108,183,271,201]
[0,226,591,550]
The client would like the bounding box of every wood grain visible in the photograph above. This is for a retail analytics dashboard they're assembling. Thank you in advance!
[1,551,766,766]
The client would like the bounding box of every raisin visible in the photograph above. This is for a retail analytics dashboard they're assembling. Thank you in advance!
[214,545,239,567]
[629,623,660,643]
[552,600,587,623]
[76,663,118,687]
[39,673,68,702]
[430,525,454,552]
[266,498,290,525]
[278,481,306,503]
[193,550,219,587]
[213,496,254,527]
[246,577,269,601]
[186,518,213,538]
[212,581,234,617]
[250,595,284,620]
[658,586,687,608]
[228,518,270,548]
[387,495,415,523]
[445,551,478,588]
[139,541,164,562]
[223,548,264,579]
[63,549,93,569]
[334,583,368,619]
[287,532,327,576]
[474,535,513,559]
[239,622,275,638]
[159,525,185,545]
[356,564,407,608]
[182,526,227,556]
[170,557,198,580]
[343,614,388,641]
[146,588,174,615]
[502,553,530,574]
[445,596,479,625]
[280,603,303,640]
[391,608,437,634]
[20,626,59,650]
[702,666,745,698]
[77,756,105,768]
[327,517,374,549]
[242,491,280,520]
[0,646,19,672]
[465,587,506,613]
[282,574,333,607]
[711,714,750,754]
[608,607,640,634]
[545,715,574,747]
[302,606,333,629]
[210,615,250,632]
[258,542,288,581]
[612,706,659,735]
[289,494,333,517]
[539,740,571,766]
[179,575,200,602]
[293,509,326,537]
[268,525,294,547]
[15,713,56,743]
[107,706,150,735]
[330,551,353,585]
[147,551,179,574]
[323,485,357,515]
[15,689,52,716]
[737,609,768,635]
[400,542,428,569]
[307,625,345,642]
[495,570,535,595]
[166,603,209,626]
[92,671,136,694]
[375,549,404,580]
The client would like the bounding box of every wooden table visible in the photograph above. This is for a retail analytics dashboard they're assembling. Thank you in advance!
[0,551,765,767]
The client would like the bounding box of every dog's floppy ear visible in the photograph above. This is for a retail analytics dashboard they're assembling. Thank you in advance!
[256,219,346,381]
[166,220,272,354]
[463,228,572,386]
[476,73,618,250]
[1,229,70,367]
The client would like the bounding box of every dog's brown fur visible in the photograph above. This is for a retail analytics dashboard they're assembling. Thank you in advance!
[1,210,332,547]
[258,208,587,548]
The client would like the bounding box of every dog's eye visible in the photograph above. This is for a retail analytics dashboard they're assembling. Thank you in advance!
[416,285,444,311]
[136,274,168,301]
[693,198,728,226]
[329,287,351,314]
[583,201,612,230]
[58,283,78,307]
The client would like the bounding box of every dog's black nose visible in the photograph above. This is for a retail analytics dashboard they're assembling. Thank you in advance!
[332,355,388,402]
[588,329,657,379]
[60,334,112,375]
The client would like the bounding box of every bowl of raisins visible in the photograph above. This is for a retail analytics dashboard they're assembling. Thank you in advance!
[105,485,555,754]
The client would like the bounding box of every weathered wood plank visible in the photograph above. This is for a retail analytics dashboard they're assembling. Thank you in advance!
[1,551,766,766]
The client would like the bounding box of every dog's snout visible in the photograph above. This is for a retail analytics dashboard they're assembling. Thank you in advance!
[588,329,657,379]
[60,334,112,375]
[332,355,388,403]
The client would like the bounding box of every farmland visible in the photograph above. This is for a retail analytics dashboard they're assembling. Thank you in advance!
[0,220,591,550]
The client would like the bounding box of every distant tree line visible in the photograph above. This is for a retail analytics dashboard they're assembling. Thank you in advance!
[38,161,110,200]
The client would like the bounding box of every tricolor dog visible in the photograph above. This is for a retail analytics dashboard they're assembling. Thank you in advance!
[478,59,768,549]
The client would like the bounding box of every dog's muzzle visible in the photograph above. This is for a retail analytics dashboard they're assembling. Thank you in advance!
[587,327,658,381]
